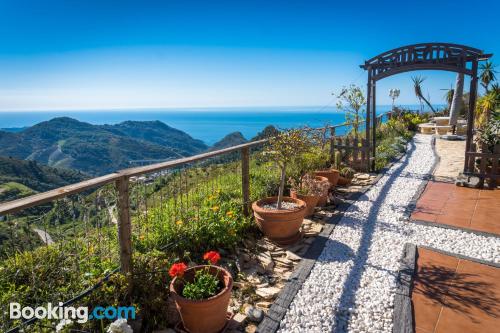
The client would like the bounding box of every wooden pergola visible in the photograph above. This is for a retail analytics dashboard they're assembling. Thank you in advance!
[360,43,492,172]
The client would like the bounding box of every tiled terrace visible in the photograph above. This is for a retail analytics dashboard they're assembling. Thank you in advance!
[410,181,500,236]
[412,247,500,333]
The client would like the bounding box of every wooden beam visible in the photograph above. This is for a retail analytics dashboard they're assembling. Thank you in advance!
[116,176,133,276]
[0,173,121,215]
[120,140,267,178]
[241,147,250,216]
[464,61,479,173]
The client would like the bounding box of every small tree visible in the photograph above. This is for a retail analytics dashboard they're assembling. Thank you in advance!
[334,84,366,138]
[264,129,311,209]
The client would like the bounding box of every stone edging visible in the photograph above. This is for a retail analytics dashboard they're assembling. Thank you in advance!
[393,243,417,333]
[256,137,417,332]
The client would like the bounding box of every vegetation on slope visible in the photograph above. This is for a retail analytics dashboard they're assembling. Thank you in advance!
[0,117,209,176]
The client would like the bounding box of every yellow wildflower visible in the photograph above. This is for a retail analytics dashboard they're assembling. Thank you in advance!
[226,211,234,217]
[211,206,220,212]
[176,220,183,226]
[139,235,145,241]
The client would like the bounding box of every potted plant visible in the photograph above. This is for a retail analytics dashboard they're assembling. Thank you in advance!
[289,173,330,216]
[338,166,355,186]
[169,251,233,333]
[252,129,310,245]
[315,151,341,187]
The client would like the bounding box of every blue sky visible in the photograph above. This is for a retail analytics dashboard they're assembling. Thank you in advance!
[0,0,498,111]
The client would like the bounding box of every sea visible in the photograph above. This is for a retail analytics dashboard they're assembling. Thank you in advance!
[0,105,430,145]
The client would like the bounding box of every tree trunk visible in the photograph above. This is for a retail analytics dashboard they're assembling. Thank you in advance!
[419,94,436,113]
[449,73,464,128]
[277,163,286,209]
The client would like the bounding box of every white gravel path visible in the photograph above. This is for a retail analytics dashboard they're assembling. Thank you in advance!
[278,134,500,333]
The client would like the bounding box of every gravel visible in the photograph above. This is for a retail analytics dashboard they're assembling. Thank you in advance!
[278,134,500,333]
[262,201,299,210]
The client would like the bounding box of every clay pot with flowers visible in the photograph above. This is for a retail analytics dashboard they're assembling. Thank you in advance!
[289,173,330,216]
[252,129,311,245]
[169,251,233,333]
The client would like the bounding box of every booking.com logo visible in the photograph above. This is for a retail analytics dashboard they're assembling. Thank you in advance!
[10,302,136,323]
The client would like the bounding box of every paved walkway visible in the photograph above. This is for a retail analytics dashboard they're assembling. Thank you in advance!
[433,137,465,183]
[413,247,500,333]
[411,181,500,236]
[277,134,500,333]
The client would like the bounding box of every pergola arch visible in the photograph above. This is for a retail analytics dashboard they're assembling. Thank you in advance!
[360,42,492,172]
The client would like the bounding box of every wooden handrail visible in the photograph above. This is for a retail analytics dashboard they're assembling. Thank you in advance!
[120,139,267,177]
[0,173,122,215]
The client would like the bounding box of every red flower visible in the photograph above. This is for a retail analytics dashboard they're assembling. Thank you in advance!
[169,262,187,278]
[203,251,221,265]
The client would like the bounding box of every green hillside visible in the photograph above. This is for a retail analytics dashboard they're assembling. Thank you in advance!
[0,156,87,198]
[0,117,209,175]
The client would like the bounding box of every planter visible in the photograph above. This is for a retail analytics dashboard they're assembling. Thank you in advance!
[252,196,307,245]
[337,176,352,186]
[170,265,233,333]
[290,190,320,217]
[314,169,340,187]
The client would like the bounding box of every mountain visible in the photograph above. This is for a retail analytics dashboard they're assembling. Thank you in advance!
[210,132,248,151]
[0,117,208,176]
[0,156,87,201]
[100,120,207,155]
[252,125,280,141]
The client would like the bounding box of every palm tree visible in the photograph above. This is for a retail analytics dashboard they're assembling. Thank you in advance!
[449,73,464,130]
[412,76,436,113]
[442,85,454,110]
[479,61,497,93]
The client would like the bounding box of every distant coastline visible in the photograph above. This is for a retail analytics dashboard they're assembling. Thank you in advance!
[0,105,441,145]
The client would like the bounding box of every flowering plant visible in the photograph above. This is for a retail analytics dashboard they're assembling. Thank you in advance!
[169,251,223,300]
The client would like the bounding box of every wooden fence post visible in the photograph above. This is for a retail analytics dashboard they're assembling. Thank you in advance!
[116,176,133,276]
[329,127,336,163]
[241,147,250,216]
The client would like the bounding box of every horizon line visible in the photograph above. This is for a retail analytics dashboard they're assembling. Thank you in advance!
[0,103,444,113]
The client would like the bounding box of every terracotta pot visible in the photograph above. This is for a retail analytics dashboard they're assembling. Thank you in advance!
[252,196,307,245]
[290,190,320,217]
[170,265,233,333]
[314,169,340,187]
[337,176,352,186]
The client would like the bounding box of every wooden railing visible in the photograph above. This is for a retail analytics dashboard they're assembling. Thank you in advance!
[0,113,395,273]
[0,139,267,275]
[464,142,500,188]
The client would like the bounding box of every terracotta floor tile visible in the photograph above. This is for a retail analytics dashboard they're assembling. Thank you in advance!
[412,292,443,332]
[416,248,459,270]
[435,214,471,228]
[435,306,499,333]
[415,327,433,333]
[413,249,500,333]
[411,181,499,235]
[441,201,477,214]
[411,211,437,222]
[417,199,447,212]
[471,219,500,235]
[479,189,500,199]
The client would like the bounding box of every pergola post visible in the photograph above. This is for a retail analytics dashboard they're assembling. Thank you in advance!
[464,60,479,173]
[366,70,372,172]
[372,81,377,172]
